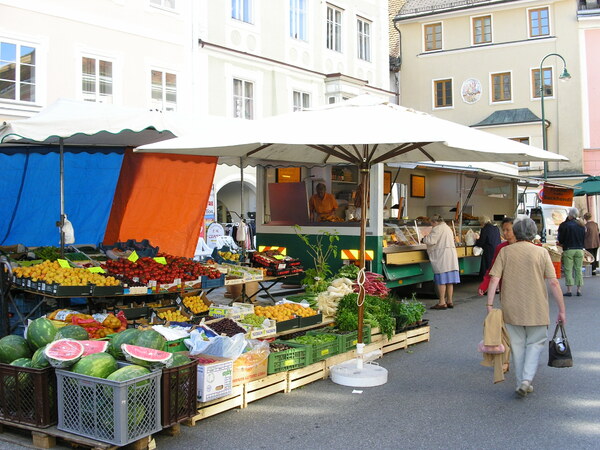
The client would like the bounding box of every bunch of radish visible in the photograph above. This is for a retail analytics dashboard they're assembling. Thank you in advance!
[353,272,390,298]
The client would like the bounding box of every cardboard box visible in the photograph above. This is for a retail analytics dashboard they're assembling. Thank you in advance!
[193,354,233,402]
[232,352,269,386]
[208,303,254,321]
[240,319,277,339]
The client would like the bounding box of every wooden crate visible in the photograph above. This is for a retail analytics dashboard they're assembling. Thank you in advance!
[185,385,244,426]
[0,419,154,450]
[286,361,327,392]
[406,325,430,346]
[382,331,408,354]
[243,372,287,407]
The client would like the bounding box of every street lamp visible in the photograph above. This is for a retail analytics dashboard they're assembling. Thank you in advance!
[540,53,571,179]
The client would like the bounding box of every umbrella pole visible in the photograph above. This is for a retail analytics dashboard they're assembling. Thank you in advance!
[59,138,65,257]
[357,165,369,345]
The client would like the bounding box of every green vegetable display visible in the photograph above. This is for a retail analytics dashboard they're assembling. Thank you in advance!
[289,334,337,345]
[33,246,61,261]
[335,264,359,280]
[335,293,395,338]
[391,297,426,329]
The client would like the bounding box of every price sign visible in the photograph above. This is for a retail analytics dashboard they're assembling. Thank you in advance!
[88,266,105,273]
[154,257,167,265]
[57,259,71,268]
[128,251,139,263]
[274,255,285,260]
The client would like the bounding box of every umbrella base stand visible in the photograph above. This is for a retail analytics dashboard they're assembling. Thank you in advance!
[330,344,388,387]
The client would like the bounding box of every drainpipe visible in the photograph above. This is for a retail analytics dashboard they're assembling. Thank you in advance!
[391,20,403,105]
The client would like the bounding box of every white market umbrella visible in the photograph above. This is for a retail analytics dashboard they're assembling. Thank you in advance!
[0,98,184,253]
[136,94,568,385]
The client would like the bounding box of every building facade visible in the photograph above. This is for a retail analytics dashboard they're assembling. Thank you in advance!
[393,0,587,180]
[1,0,392,224]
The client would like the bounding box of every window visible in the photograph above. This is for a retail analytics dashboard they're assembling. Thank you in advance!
[424,22,442,51]
[357,17,371,61]
[0,41,36,102]
[326,5,342,52]
[233,78,253,119]
[491,72,511,102]
[434,79,452,108]
[293,91,310,111]
[290,0,307,40]
[529,7,549,37]
[151,70,176,112]
[232,0,252,23]
[82,56,113,103]
[150,0,175,9]
[532,67,553,98]
[472,15,491,44]
[510,137,530,167]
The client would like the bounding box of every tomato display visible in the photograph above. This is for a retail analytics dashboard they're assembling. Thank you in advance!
[103,254,221,285]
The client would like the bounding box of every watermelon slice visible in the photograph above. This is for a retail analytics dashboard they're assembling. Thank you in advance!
[121,344,173,368]
[80,340,109,356]
[44,339,85,368]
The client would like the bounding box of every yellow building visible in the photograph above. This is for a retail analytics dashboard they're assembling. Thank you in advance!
[393,0,585,181]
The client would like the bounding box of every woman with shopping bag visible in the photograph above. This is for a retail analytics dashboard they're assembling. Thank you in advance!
[486,218,566,398]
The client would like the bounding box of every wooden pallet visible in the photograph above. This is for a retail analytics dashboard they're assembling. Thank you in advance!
[406,325,430,346]
[0,419,153,449]
[243,372,287,407]
[185,384,244,426]
[382,331,408,354]
[286,361,326,392]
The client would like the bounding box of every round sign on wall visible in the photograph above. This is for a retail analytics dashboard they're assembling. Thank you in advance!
[206,222,225,248]
[461,78,482,104]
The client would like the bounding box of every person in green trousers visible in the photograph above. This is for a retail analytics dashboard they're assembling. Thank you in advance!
[557,207,585,296]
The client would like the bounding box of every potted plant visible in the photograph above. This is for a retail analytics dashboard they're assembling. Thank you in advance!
[294,226,339,294]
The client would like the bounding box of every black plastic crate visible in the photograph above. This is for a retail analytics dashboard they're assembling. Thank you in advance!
[161,359,198,427]
[0,363,57,428]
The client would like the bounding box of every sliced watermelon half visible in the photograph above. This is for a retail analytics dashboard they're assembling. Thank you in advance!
[80,340,109,356]
[121,344,173,368]
[44,339,85,368]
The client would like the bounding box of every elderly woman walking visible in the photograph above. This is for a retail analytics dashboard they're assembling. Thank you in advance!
[557,207,586,296]
[487,218,566,398]
[423,215,460,309]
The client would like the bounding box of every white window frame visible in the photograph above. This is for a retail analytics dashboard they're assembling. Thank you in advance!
[530,66,554,100]
[527,6,551,39]
[422,21,443,52]
[150,68,177,112]
[489,70,513,104]
[292,90,311,111]
[149,0,176,11]
[326,4,343,52]
[290,0,308,41]
[232,0,253,24]
[233,77,254,119]
[432,77,454,110]
[80,54,115,104]
[0,38,39,104]
[471,14,493,46]
[357,17,371,62]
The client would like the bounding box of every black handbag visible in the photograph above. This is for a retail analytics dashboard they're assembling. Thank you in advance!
[548,322,573,368]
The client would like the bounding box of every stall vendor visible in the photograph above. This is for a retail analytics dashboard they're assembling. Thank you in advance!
[309,183,338,222]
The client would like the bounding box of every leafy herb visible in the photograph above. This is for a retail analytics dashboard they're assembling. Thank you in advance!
[391,295,426,329]
[335,264,359,280]
[335,293,395,338]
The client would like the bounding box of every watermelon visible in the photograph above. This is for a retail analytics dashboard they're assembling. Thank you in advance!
[44,339,85,368]
[0,334,32,363]
[71,352,118,379]
[80,340,109,356]
[106,365,150,383]
[55,325,89,341]
[31,345,50,369]
[133,329,166,352]
[109,328,142,359]
[27,317,58,350]
[122,344,173,368]
[5,358,33,389]
[171,353,192,368]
